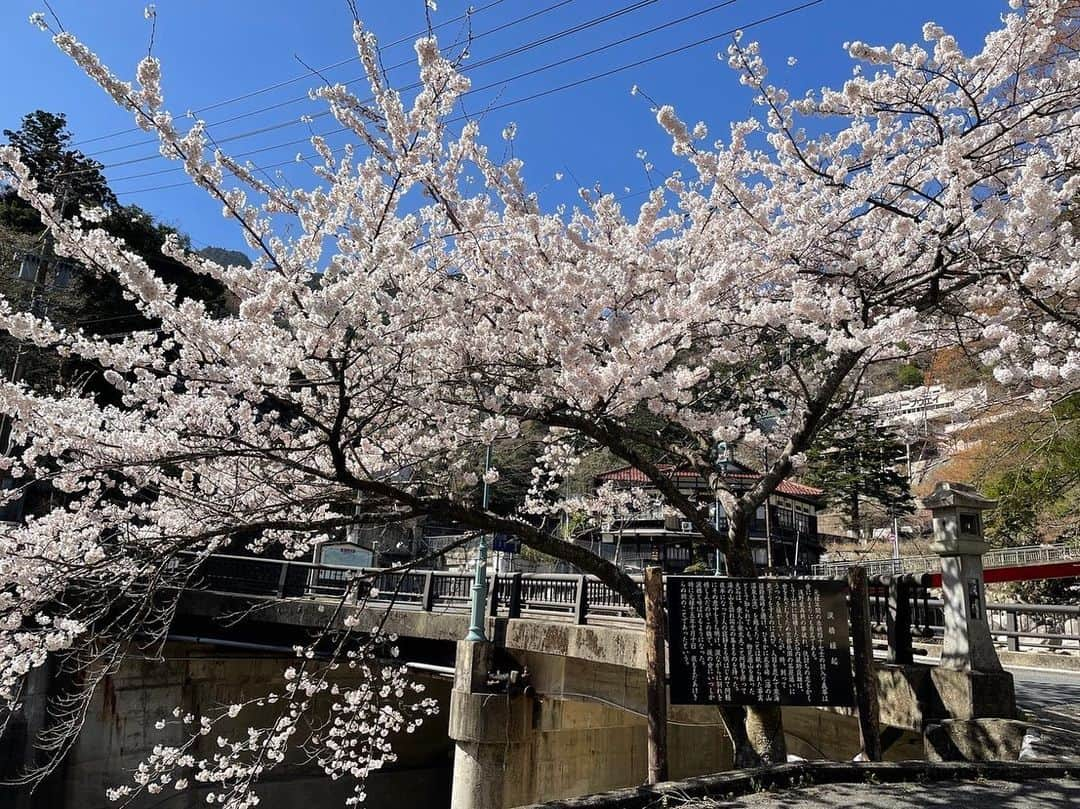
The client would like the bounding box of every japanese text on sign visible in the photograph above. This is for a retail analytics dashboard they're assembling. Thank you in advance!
[667,577,854,707]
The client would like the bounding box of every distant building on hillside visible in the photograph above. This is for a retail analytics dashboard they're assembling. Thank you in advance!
[584,461,827,575]
[864,384,987,432]
[861,384,988,484]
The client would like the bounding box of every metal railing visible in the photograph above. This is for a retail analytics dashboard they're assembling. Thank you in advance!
[812,542,1079,578]
[194,553,1079,653]
[195,553,640,624]
[865,574,1080,655]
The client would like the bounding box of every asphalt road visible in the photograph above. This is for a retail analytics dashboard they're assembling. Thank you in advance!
[1010,665,1080,712]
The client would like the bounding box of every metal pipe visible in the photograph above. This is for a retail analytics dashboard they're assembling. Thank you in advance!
[403,662,456,678]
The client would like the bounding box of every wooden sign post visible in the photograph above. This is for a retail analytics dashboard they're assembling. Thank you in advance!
[643,566,668,784]
[846,566,882,761]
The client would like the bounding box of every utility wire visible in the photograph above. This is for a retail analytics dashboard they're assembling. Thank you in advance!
[86,0,585,159]
[91,0,665,165]
[112,0,822,196]
[107,0,747,185]
[73,0,510,147]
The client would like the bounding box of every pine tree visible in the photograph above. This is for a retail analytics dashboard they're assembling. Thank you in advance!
[0,111,115,228]
[805,410,915,540]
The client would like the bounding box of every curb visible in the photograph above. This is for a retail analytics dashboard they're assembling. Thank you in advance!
[512,761,1077,809]
[909,643,1080,673]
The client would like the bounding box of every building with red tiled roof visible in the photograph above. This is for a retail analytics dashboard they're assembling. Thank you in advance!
[589,461,827,575]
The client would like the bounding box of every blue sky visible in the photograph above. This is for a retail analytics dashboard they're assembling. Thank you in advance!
[1,0,1005,255]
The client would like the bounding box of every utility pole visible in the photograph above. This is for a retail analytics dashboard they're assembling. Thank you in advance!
[761,446,774,572]
[892,509,901,567]
[2,235,55,458]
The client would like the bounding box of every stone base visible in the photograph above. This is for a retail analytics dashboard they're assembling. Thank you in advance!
[929,667,1017,721]
[869,664,1017,732]
[876,664,932,731]
[924,718,1029,762]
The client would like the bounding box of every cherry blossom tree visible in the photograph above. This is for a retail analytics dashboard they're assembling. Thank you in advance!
[1,0,1078,794]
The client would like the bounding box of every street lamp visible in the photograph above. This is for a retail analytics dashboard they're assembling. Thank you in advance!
[465,445,493,642]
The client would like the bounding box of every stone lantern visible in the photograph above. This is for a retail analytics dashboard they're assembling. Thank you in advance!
[924,481,1001,672]
[922,482,1016,727]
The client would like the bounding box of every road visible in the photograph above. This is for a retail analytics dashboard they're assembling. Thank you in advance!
[1007,665,1080,761]
[1010,665,1080,713]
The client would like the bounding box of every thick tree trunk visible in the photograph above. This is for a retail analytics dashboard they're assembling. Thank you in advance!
[850,489,862,543]
[744,705,787,765]
[723,512,787,765]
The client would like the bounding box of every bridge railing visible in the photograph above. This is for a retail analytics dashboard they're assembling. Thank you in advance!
[193,553,641,624]
[812,542,1078,578]
[864,574,1080,655]
[193,553,1077,651]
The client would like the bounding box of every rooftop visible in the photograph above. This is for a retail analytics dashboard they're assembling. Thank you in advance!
[596,463,824,500]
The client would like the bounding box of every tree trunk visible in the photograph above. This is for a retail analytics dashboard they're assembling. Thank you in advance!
[723,512,787,765]
[744,705,787,765]
[850,488,862,543]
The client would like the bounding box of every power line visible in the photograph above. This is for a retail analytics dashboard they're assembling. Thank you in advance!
[86,0,583,159]
[89,0,662,164]
[111,0,821,196]
[73,0,511,147]
[106,0,746,186]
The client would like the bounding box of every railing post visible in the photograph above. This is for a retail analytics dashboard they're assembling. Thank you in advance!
[487,573,499,618]
[1006,609,1021,652]
[886,577,913,665]
[421,571,435,612]
[574,575,588,625]
[276,561,290,598]
[508,572,522,619]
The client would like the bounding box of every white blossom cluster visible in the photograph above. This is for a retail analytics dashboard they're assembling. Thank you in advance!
[105,634,436,806]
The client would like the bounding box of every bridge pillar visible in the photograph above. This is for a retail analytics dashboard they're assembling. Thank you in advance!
[448,639,532,809]
[924,482,1015,725]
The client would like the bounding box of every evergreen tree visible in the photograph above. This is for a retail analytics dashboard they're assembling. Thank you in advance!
[0,111,115,229]
[805,410,915,540]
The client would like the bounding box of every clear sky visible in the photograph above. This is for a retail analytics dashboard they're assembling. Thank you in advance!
[1,0,1005,256]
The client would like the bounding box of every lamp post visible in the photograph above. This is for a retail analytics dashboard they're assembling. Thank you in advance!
[465,445,493,642]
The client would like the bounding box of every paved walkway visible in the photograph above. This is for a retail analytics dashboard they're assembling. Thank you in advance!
[686,778,1080,808]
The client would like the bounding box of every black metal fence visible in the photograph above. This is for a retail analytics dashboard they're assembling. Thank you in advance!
[865,573,1080,656]
[195,554,1079,654]
[195,553,640,623]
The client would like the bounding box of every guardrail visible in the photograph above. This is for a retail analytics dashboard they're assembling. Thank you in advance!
[194,553,1078,653]
[195,553,640,624]
[811,543,1079,578]
[865,573,1080,656]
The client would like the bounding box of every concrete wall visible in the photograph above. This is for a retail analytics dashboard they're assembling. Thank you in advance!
[3,643,454,809]
[511,699,735,806]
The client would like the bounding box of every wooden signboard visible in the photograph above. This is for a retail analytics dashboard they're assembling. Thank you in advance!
[667,576,855,707]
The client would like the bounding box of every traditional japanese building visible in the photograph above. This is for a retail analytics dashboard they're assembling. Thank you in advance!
[586,461,826,574]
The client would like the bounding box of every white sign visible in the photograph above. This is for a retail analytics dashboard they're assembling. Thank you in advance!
[319,542,374,569]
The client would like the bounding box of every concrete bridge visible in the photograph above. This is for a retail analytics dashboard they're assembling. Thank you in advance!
[178,554,906,808]
[175,548,1049,808]
[7,533,1060,809]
